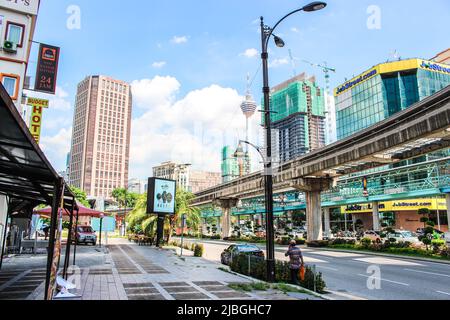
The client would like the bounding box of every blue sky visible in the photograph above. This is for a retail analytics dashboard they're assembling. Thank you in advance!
[29,0,450,179]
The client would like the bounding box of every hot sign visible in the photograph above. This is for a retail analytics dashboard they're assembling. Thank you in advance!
[27,97,49,144]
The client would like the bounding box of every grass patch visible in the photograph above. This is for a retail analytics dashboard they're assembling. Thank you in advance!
[272,283,309,294]
[229,283,253,292]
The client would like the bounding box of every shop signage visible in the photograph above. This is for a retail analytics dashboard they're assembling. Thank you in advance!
[420,61,450,74]
[34,43,60,94]
[27,97,49,144]
[147,178,176,215]
[0,0,40,15]
[335,69,377,96]
[342,198,447,214]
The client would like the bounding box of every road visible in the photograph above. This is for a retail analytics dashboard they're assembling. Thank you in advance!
[176,238,450,300]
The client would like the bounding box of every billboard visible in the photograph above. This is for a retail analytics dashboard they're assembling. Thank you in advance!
[34,44,60,94]
[147,178,176,215]
[27,97,49,144]
[342,198,447,214]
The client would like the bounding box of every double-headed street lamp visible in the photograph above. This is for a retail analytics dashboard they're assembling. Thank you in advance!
[259,1,327,282]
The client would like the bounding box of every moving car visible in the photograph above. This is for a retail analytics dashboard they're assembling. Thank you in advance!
[72,226,97,246]
[220,244,265,266]
[386,230,420,244]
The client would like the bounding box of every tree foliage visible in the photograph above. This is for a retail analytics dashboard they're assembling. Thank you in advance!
[69,186,90,207]
[112,188,139,208]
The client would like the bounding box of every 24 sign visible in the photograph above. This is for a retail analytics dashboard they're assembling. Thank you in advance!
[34,44,60,94]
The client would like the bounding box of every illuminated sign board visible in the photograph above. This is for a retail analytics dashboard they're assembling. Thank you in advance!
[0,0,40,15]
[147,178,177,215]
[27,97,49,144]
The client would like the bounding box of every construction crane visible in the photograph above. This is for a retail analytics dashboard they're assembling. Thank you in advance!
[301,59,336,96]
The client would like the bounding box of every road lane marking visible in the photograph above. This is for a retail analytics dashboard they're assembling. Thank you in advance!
[327,290,368,300]
[437,291,450,296]
[354,257,423,266]
[316,266,339,271]
[309,251,365,258]
[358,274,410,286]
[404,269,450,278]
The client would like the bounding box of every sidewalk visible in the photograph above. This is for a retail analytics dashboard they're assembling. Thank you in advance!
[1,238,319,300]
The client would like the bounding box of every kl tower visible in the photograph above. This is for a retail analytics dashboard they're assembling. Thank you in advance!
[239,74,257,175]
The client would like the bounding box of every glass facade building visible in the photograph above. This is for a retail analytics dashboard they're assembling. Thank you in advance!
[336,59,450,140]
[267,74,326,163]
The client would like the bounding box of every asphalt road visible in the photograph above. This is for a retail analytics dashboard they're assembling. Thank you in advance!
[177,238,450,300]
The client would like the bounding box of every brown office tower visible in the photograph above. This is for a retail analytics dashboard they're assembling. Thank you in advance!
[68,76,132,199]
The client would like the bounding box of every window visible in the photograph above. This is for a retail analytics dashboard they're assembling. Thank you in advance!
[1,74,20,100]
[5,22,25,47]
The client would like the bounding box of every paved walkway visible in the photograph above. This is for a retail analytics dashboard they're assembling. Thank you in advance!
[0,238,315,300]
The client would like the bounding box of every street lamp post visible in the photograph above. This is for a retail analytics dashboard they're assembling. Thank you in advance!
[259,1,327,282]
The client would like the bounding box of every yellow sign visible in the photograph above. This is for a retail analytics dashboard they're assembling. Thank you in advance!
[342,198,447,214]
[27,97,49,108]
[335,59,450,96]
[28,97,49,144]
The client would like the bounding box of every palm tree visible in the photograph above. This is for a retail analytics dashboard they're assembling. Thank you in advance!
[166,189,200,243]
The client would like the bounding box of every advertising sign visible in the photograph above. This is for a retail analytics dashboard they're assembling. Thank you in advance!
[147,178,176,215]
[91,217,116,232]
[34,43,60,94]
[27,97,49,144]
[342,198,447,214]
[0,0,40,15]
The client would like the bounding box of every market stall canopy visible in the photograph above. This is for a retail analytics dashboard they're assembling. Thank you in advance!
[0,84,76,217]
[36,205,105,218]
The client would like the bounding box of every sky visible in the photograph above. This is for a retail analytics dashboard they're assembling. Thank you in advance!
[27,0,450,180]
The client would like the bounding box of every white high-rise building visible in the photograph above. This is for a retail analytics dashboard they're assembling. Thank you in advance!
[325,92,337,145]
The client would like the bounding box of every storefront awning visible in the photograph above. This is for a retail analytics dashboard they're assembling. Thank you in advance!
[0,84,76,214]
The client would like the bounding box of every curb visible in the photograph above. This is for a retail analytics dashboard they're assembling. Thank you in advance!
[312,247,450,265]
[217,266,332,300]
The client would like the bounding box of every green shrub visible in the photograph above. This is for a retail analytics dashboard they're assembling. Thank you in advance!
[361,238,372,248]
[194,244,204,257]
[229,254,326,293]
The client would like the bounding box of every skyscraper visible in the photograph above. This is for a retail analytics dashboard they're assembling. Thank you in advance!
[335,58,450,140]
[268,73,326,163]
[240,74,257,174]
[68,75,132,200]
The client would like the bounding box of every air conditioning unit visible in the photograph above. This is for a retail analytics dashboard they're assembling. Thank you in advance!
[3,40,17,53]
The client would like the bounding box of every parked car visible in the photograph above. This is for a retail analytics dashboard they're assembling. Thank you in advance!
[445,232,450,244]
[220,244,265,266]
[416,228,445,239]
[72,226,97,246]
[362,230,383,243]
[387,230,420,244]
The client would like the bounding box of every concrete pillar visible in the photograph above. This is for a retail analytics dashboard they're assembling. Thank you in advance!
[214,198,238,239]
[292,177,333,242]
[323,207,331,236]
[305,190,323,241]
[446,194,450,232]
[372,201,381,231]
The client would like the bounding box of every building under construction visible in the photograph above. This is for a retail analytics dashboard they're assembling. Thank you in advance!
[268,73,326,163]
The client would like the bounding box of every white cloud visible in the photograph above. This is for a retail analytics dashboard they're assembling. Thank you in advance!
[131,76,180,110]
[152,61,167,68]
[240,48,258,58]
[269,58,289,68]
[129,76,263,179]
[171,35,188,44]
[40,127,72,170]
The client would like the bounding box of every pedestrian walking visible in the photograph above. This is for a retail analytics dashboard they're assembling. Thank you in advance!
[285,240,304,285]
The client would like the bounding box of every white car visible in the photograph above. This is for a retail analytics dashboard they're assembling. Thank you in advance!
[445,232,450,244]
[387,230,420,244]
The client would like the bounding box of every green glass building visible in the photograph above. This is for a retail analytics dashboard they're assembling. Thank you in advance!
[268,74,326,163]
[336,58,450,140]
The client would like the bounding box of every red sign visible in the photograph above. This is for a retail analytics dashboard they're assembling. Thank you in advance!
[34,43,60,94]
